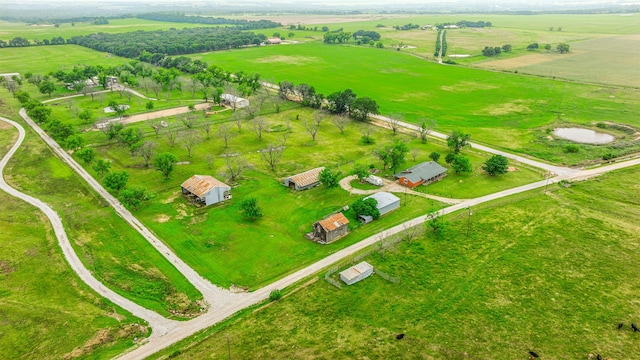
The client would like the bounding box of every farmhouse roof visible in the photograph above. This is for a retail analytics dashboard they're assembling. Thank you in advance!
[288,167,325,187]
[221,93,246,102]
[394,161,447,183]
[318,213,349,232]
[340,261,373,281]
[181,175,230,197]
[364,192,400,210]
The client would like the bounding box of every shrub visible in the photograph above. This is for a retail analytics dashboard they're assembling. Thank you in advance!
[596,122,607,129]
[602,152,617,160]
[269,289,282,301]
[565,144,580,153]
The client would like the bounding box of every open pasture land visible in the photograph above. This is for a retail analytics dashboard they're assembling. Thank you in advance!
[155,166,640,360]
[76,102,540,288]
[0,44,129,75]
[0,18,225,43]
[0,90,202,318]
[0,112,143,359]
[477,34,640,87]
[193,42,640,155]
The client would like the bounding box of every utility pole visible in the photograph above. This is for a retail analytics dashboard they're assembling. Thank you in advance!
[466,207,472,238]
[544,172,552,194]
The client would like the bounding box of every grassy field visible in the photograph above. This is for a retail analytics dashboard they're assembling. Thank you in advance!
[0,119,145,359]
[0,90,203,318]
[153,165,640,360]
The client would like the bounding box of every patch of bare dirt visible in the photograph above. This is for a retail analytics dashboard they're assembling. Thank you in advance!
[155,214,171,223]
[508,166,520,172]
[64,324,148,359]
[162,192,180,204]
[230,284,250,293]
[0,260,15,274]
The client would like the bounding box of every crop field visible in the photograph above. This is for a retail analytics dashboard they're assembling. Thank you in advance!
[0,90,202,318]
[154,166,640,360]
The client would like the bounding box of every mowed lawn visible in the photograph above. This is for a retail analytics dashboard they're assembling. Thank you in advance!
[0,45,129,74]
[0,122,144,359]
[155,166,640,360]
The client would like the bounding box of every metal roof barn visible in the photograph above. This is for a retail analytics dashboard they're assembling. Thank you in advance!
[284,167,325,191]
[340,261,374,285]
[364,191,401,216]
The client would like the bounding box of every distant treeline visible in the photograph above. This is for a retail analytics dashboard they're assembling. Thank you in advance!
[67,27,266,58]
[137,13,280,30]
[0,15,124,25]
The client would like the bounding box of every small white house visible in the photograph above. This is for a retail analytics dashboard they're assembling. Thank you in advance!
[221,93,249,109]
[181,175,232,206]
[365,175,383,186]
[340,261,374,285]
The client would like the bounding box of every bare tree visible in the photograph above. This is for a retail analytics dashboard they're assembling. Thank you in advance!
[96,92,105,106]
[332,114,349,134]
[411,149,419,162]
[403,223,419,245]
[149,81,161,98]
[217,124,233,148]
[388,113,402,135]
[165,123,178,147]
[312,110,325,126]
[185,80,201,99]
[202,121,212,139]
[304,119,320,141]
[419,119,436,143]
[232,110,245,133]
[268,95,285,113]
[223,151,247,183]
[360,125,375,144]
[150,121,162,138]
[180,130,202,158]
[252,117,269,141]
[137,141,156,167]
[180,112,198,129]
[278,131,290,147]
[260,143,285,171]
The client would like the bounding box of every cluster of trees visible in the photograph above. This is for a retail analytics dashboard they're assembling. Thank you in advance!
[435,20,492,29]
[352,30,381,45]
[434,30,447,57]
[527,42,570,53]
[136,13,280,30]
[0,35,68,47]
[278,82,379,121]
[288,24,325,32]
[323,30,383,47]
[482,44,512,56]
[393,23,420,31]
[68,27,266,58]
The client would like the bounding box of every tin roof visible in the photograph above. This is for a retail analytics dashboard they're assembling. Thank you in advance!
[318,213,349,232]
[364,192,400,210]
[181,175,230,197]
[340,261,373,281]
[394,161,447,183]
[287,167,325,187]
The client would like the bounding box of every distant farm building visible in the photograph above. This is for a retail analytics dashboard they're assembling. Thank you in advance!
[311,212,350,244]
[221,93,249,109]
[181,175,232,206]
[284,167,325,191]
[266,38,282,44]
[340,261,374,285]
[394,161,447,189]
[358,191,400,223]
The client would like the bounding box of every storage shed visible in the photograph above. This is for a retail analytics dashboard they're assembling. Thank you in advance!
[394,161,447,188]
[312,213,350,244]
[181,175,232,206]
[221,93,249,109]
[358,192,400,223]
[340,261,374,285]
[284,167,325,191]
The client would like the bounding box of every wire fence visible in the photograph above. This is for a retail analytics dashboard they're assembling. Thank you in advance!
[375,268,400,284]
[323,265,342,289]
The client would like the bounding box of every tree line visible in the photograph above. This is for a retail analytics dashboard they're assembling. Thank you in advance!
[136,13,280,30]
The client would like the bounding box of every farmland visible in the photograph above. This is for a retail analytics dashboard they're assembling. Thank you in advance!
[154,166,640,360]
[0,10,639,360]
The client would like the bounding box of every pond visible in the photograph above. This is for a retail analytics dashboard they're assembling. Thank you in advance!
[552,127,615,144]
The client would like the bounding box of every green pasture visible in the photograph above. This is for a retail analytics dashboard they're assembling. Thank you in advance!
[155,165,640,360]
[0,44,128,74]
[0,110,143,358]
[0,18,225,42]
[0,89,202,318]
[192,42,639,159]
[70,101,540,288]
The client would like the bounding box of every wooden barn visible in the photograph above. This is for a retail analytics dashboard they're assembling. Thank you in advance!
[181,175,232,206]
[394,161,448,188]
[284,167,325,191]
[312,213,350,244]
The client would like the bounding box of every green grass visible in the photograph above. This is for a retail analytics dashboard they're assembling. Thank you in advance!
[190,42,639,160]
[153,165,640,360]
[0,89,202,318]
[0,121,145,359]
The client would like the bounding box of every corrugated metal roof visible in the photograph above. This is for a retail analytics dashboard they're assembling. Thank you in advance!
[181,175,230,197]
[364,192,400,210]
[394,161,447,183]
[287,167,325,187]
[318,213,349,232]
[340,261,373,281]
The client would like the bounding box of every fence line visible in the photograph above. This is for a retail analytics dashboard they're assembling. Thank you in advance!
[375,269,400,284]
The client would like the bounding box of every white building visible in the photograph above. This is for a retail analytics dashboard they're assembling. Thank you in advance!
[340,261,374,285]
[221,93,249,109]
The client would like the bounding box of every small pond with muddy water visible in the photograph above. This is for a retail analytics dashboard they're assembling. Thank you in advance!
[552,128,615,144]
